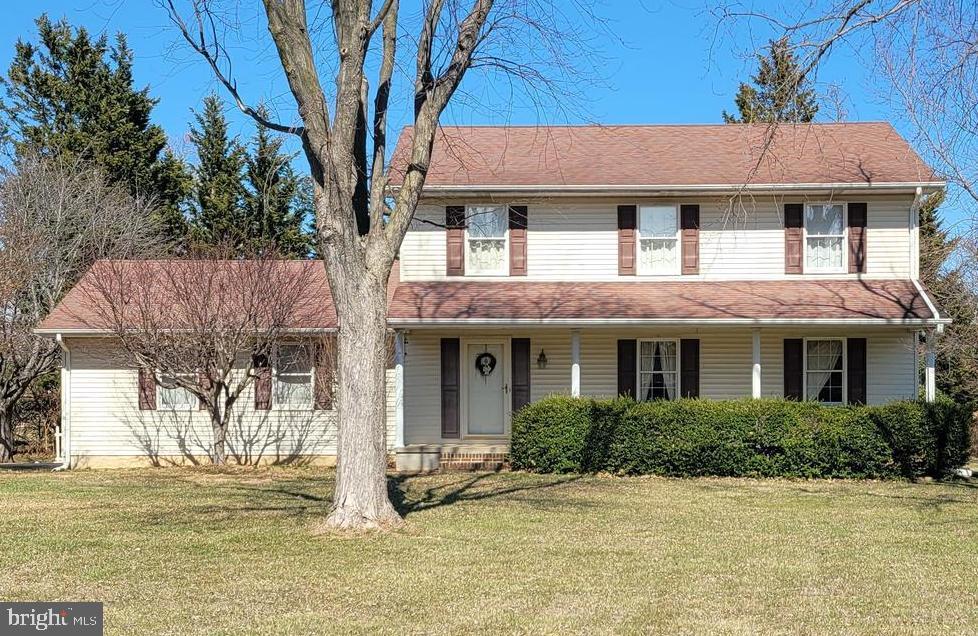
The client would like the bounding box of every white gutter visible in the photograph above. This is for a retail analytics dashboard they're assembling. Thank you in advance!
[912,278,945,334]
[53,334,70,471]
[389,316,949,328]
[402,181,946,197]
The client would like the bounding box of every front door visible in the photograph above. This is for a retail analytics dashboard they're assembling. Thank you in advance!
[466,342,507,436]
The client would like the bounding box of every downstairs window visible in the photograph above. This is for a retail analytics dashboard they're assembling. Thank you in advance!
[638,339,679,400]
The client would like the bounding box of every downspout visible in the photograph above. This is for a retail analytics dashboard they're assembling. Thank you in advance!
[53,334,70,471]
[910,186,924,280]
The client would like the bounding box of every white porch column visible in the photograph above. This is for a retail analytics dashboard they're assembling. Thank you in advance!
[394,330,406,448]
[570,329,581,397]
[751,328,761,399]
[925,329,936,403]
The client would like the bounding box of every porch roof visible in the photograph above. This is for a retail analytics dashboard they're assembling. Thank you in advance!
[387,279,945,327]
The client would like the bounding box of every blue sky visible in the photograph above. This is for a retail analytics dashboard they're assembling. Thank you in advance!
[0,1,960,225]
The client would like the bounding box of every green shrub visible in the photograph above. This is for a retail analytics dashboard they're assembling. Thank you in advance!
[510,396,972,479]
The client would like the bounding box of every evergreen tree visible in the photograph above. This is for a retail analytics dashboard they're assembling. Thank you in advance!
[918,191,978,403]
[0,15,191,243]
[723,37,819,124]
[187,94,247,249]
[243,112,313,257]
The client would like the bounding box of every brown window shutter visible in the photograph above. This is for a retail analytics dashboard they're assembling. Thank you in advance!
[783,339,804,400]
[680,339,700,398]
[315,336,336,410]
[446,206,465,276]
[847,338,867,405]
[198,372,211,410]
[617,339,637,397]
[511,338,531,413]
[440,338,460,438]
[509,205,528,276]
[138,367,156,411]
[253,353,272,410]
[848,202,867,273]
[617,205,637,276]
[680,204,700,275]
[784,203,804,274]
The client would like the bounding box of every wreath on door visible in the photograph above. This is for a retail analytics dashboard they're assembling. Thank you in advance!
[475,351,497,378]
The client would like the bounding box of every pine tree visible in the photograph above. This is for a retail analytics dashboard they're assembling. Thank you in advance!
[723,37,819,124]
[243,112,313,257]
[187,95,247,249]
[0,15,191,244]
[918,191,978,403]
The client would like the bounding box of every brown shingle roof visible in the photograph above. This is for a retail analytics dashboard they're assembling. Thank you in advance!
[37,260,336,333]
[39,261,940,333]
[389,123,936,188]
[388,280,938,323]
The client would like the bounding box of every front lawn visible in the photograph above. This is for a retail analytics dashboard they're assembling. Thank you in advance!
[1,468,977,634]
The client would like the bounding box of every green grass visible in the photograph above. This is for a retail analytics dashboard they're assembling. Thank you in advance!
[2,468,977,635]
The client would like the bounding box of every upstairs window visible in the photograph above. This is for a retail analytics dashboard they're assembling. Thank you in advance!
[805,338,845,403]
[466,205,508,275]
[805,203,845,272]
[638,205,679,275]
[638,339,679,400]
[275,344,313,409]
[159,373,195,410]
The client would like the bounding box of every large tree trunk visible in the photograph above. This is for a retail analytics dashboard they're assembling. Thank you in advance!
[325,274,401,530]
[0,406,15,463]
[210,410,227,466]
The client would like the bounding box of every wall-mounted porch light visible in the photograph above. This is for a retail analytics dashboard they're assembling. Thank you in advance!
[537,349,548,369]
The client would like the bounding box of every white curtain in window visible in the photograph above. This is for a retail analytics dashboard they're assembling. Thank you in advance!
[467,206,506,274]
[159,374,195,409]
[806,340,843,402]
[275,345,313,407]
[639,206,678,274]
[806,204,844,270]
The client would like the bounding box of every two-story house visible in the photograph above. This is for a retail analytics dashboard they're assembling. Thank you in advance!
[38,123,948,469]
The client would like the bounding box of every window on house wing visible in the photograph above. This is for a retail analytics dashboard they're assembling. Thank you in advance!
[805,203,845,272]
[466,205,507,275]
[806,339,845,403]
[638,205,679,275]
[159,373,196,410]
[639,340,678,400]
[275,344,313,409]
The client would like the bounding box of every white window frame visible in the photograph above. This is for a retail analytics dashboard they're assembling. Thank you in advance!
[637,204,681,276]
[804,202,848,274]
[157,371,196,411]
[464,204,509,276]
[636,338,681,401]
[802,337,847,404]
[273,343,315,411]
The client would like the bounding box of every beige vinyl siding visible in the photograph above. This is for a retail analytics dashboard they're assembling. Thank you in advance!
[524,204,618,278]
[400,196,915,281]
[66,338,397,463]
[866,198,912,277]
[399,205,447,279]
[699,200,785,278]
[403,327,917,444]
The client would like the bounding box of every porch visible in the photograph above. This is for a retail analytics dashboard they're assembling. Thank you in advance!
[389,324,940,471]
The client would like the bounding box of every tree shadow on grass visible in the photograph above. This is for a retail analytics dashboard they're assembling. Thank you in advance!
[388,472,584,518]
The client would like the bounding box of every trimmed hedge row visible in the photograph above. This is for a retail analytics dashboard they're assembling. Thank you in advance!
[510,397,972,479]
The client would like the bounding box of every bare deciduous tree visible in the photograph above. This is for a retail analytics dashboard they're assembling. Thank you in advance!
[162,0,591,529]
[82,251,323,465]
[0,154,160,462]
[714,0,977,207]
